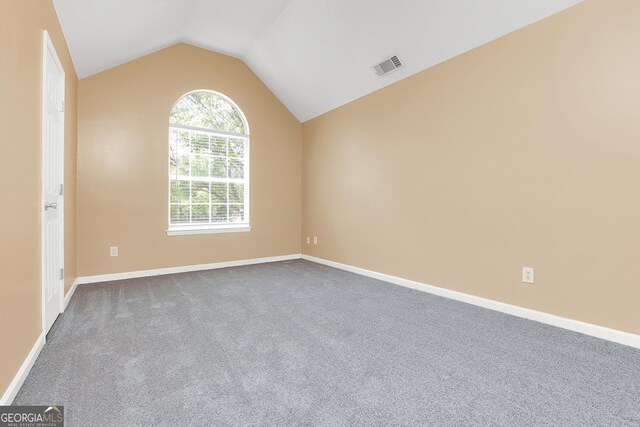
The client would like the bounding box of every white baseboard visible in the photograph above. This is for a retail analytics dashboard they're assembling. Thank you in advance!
[302,254,640,349]
[2,279,78,405]
[63,278,79,311]
[76,254,303,285]
[1,332,45,405]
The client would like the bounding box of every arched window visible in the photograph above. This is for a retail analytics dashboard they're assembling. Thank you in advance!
[167,91,250,235]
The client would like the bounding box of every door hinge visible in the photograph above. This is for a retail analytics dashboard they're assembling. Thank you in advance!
[59,100,65,113]
[59,268,64,280]
[59,184,64,196]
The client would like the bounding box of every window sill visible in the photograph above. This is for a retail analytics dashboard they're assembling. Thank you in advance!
[166,224,252,236]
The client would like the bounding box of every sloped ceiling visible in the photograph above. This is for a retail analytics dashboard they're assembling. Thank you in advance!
[53,0,583,122]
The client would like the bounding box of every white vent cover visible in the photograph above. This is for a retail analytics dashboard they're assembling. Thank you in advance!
[373,55,403,76]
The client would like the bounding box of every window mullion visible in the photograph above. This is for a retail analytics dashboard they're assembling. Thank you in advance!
[189,130,193,224]
[208,133,212,224]
[170,123,248,139]
[226,136,230,223]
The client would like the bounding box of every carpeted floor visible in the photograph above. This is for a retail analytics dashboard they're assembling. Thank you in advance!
[14,260,640,426]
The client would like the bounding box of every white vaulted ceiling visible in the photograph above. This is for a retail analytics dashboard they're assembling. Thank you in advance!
[53,0,582,121]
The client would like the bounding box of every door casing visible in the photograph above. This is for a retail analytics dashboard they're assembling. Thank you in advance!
[41,30,65,336]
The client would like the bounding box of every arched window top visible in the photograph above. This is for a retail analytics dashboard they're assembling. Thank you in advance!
[170,90,248,136]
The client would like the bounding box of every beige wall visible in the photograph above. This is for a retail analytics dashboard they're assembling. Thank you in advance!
[77,44,301,276]
[302,0,640,335]
[2,0,638,401]
[0,0,78,396]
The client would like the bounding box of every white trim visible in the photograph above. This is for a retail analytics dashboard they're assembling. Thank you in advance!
[76,254,302,284]
[302,255,640,350]
[63,278,79,311]
[0,332,45,405]
[169,123,249,138]
[43,31,64,76]
[167,224,251,236]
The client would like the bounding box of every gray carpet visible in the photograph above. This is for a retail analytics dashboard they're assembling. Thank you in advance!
[14,260,640,426]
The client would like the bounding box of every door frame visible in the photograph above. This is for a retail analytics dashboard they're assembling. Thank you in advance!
[41,30,65,336]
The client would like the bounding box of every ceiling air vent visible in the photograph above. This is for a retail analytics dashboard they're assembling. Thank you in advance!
[373,55,403,77]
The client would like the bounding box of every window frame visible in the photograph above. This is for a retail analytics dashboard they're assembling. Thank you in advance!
[166,90,251,236]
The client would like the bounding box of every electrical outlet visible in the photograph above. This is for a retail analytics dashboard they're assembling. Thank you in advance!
[522,267,534,284]
[306,236,310,244]
[110,246,119,257]
[313,236,318,245]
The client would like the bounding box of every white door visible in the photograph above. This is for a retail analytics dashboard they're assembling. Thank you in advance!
[42,31,65,335]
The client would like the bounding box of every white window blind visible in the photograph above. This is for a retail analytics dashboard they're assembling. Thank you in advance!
[168,91,249,234]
